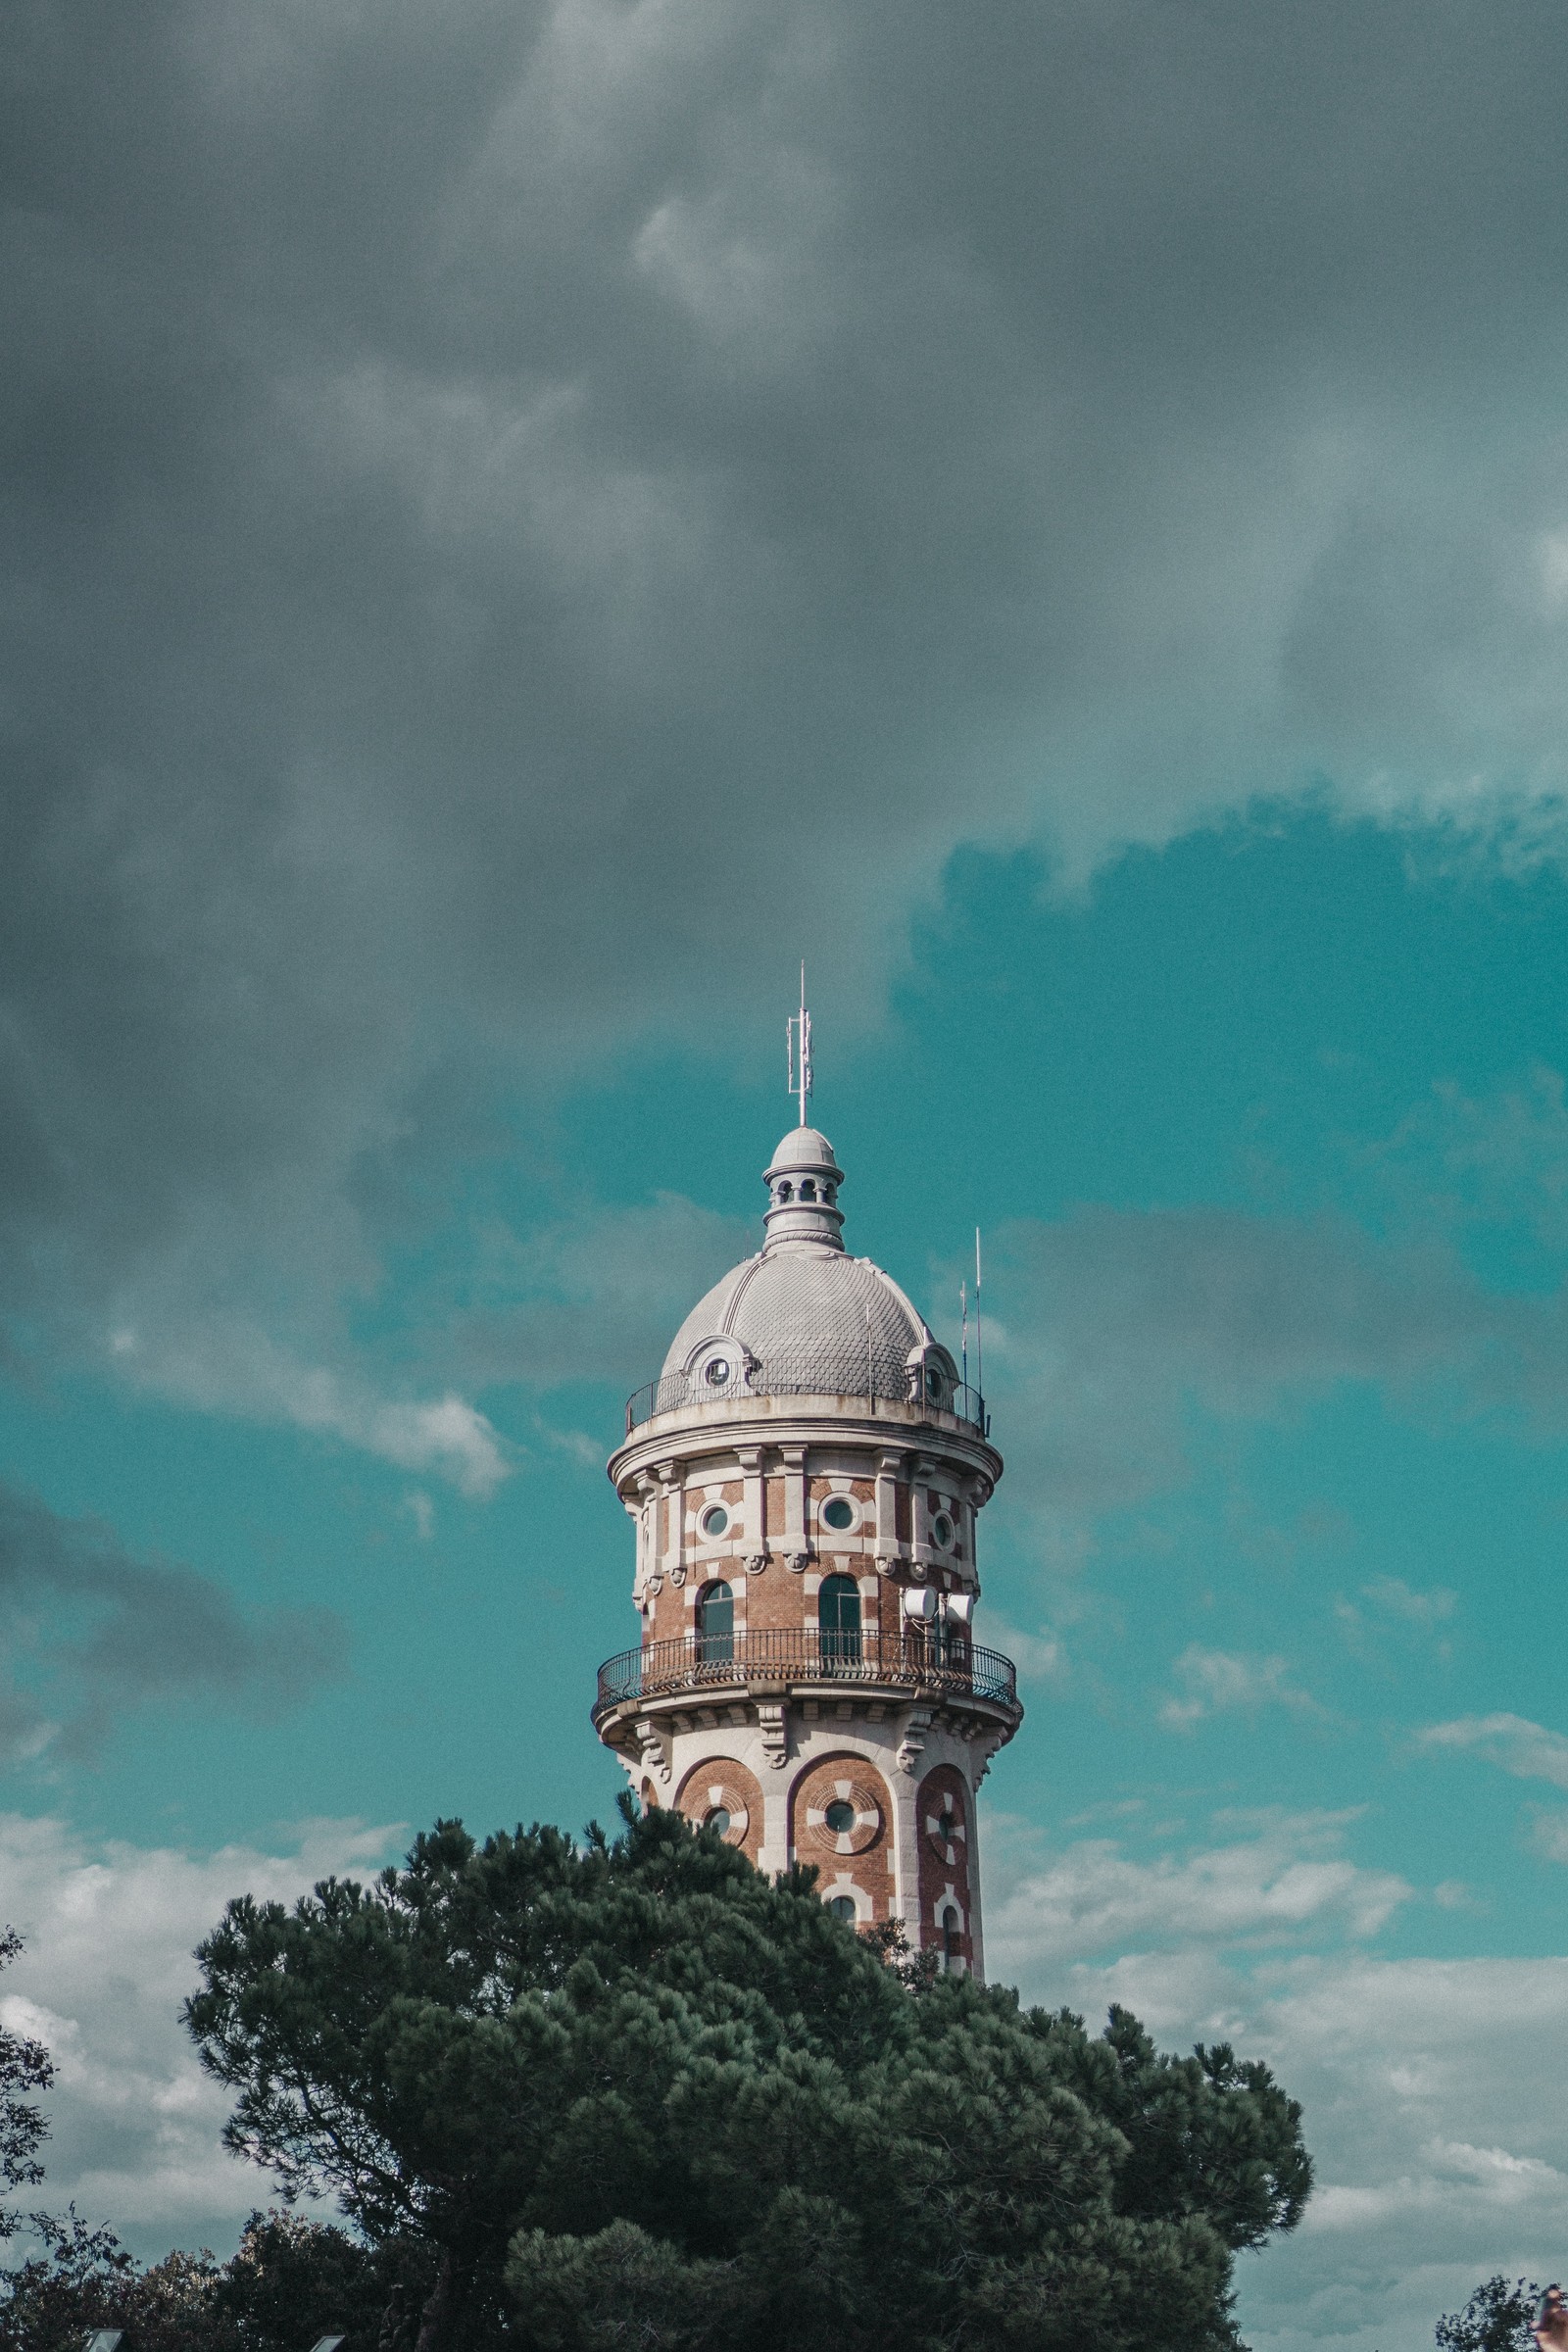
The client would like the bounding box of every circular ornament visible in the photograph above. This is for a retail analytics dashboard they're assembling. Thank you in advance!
[685,1778,749,1847]
[808,1778,882,1856]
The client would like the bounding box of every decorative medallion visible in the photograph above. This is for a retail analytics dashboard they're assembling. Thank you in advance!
[807,1777,882,1855]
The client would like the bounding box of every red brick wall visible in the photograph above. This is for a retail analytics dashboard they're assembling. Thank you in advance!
[915,1763,974,1972]
[790,1755,895,1923]
[673,1754,763,1869]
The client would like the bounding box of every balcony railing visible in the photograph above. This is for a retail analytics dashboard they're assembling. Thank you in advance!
[624,1353,988,1436]
[592,1627,1019,1721]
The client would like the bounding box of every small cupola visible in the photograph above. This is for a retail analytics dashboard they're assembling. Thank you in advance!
[762,1126,846,1251]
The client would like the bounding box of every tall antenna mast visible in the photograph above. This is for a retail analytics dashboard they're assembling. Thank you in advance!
[786,961,813,1127]
[960,1277,968,1394]
[974,1228,984,1406]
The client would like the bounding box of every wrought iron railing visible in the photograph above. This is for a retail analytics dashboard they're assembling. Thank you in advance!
[624,1356,987,1436]
[592,1628,1019,1719]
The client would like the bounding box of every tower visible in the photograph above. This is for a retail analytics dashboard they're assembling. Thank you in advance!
[594,1049,1021,1974]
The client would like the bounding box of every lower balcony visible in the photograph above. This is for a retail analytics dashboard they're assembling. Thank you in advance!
[592,1626,1020,1726]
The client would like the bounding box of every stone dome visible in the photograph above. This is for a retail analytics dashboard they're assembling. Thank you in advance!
[662,1247,935,1395]
[656,1120,959,1408]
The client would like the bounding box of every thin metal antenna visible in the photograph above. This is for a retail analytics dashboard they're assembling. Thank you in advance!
[959,1277,968,1394]
[974,1229,983,1407]
[786,961,812,1127]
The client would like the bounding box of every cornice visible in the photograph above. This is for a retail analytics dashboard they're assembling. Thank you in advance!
[607,1392,1004,1494]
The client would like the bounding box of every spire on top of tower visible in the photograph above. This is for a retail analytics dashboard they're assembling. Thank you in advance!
[786,960,813,1128]
[766,968,843,1250]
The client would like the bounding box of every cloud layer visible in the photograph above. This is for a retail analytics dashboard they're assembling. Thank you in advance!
[0,1811,398,2244]
[0,1483,347,1761]
[12,0,1568,1420]
[987,1810,1568,2352]
[977,1185,1568,1558]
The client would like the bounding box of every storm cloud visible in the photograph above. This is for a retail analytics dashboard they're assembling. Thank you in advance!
[0,1481,346,1758]
[9,0,1568,1402]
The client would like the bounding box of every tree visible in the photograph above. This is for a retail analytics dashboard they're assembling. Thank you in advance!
[186,1800,1311,2352]
[1435,2278,1544,2352]
[0,1930,54,2242]
[0,2208,409,2352]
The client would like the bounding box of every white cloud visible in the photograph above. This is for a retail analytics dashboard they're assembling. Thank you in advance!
[985,1809,1409,1974]
[988,1821,1568,2352]
[978,1618,1066,1684]
[1415,1712,1568,1789]
[1359,1575,1456,1628]
[1527,1809,1568,1863]
[1159,1643,1324,1730]
[0,1811,401,2247]
[107,1315,510,1497]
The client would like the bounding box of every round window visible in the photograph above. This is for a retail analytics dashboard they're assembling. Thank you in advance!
[827,1894,857,1923]
[823,1798,856,1835]
[704,1806,731,1838]
[925,1365,944,1398]
[700,1504,729,1540]
[821,1495,855,1532]
[931,1511,955,1548]
[704,1357,731,1388]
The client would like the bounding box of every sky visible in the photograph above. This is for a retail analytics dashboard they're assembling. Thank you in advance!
[5,0,1568,2343]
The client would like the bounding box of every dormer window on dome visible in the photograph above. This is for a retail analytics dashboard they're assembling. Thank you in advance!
[906,1340,959,1412]
[680,1335,759,1398]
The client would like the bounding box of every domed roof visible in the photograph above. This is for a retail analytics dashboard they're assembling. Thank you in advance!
[657,1119,957,1405]
[767,1125,839,1172]
[662,1246,934,1395]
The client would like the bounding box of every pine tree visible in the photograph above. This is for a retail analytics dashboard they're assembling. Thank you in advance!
[186,1800,1311,2352]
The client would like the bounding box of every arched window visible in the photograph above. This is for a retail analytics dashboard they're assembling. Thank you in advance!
[941,1906,962,1972]
[827,1894,858,1924]
[696,1580,733,1665]
[818,1572,861,1666]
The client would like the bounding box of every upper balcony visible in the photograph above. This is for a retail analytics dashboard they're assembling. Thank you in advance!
[592,1625,1020,1728]
[625,1348,987,1437]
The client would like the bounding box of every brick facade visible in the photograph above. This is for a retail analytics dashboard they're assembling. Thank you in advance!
[916,1762,975,1975]
[790,1754,897,1924]
[674,1754,764,1869]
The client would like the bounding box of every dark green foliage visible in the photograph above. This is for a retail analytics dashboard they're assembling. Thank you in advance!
[1435,2277,1543,2352]
[186,1799,1311,2352]
[0,1930,54,2240]
[0,2209,416,2352]
[209,2210,430,2352]
[0,2211,149,2352]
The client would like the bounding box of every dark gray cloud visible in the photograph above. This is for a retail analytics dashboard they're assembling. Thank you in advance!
[981,1195,1568,1555]
[0,1481,346,1759]
[446,1192,754,1393]
[8,0,1568,1397]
